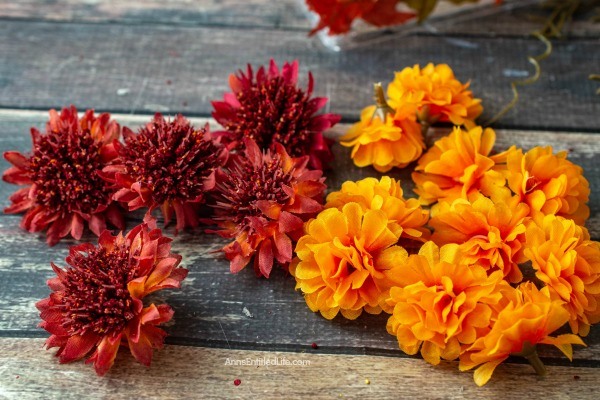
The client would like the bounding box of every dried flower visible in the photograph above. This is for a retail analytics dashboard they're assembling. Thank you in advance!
[103,114,227,231]
[212,59,340,170]
[524,215,600,336]
[211,139,326,278]
[2,106,124,246]
[36,223,188,376]
[506,146,590,225]
[290,202,407,320]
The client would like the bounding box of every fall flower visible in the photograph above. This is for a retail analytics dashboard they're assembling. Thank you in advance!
[506,146,590,225]
[430,196,529,283]
[211,59,340,170]
[387,63,483,127]
[382,241,507,365]
[36,223,188,376]
[412,126,516,205]
[459,282,585,386]
[2,106,124,246]
[211,139,326,278]
[103,113,227,231]
[290,202,407,320]
[524,215,600,336]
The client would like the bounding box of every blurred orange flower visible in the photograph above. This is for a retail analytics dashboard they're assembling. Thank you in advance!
[290,202,407,320]
[506,146,590,225]
[524,215,600,336]
[382,241,507,365]
[430,196,529,283]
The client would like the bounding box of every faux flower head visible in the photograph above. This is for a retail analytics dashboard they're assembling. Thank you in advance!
[524,215,600,336]
[325,176,429,244]
[387,63,483,127]
[211,139,326,278]
[211,59,340,170]
[459,282,585,386]
[412,126,516,205]
[430,196,529,283]
[36,223,188,376]
[506,146,590,225]
[2,106,124,246]
[103,113,227,231]
[290,202,408,320]
[382,241,507,365]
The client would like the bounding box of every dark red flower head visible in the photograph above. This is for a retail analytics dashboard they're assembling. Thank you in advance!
[2,106,124,246]
[210,139,326,278]
[103,113,227,231]
[211,59,341,170]
[36,223,188,376]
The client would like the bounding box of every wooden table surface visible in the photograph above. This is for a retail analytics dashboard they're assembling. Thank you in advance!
[0,1,599,399]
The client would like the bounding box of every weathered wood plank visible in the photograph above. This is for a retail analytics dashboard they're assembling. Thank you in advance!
[0,338,598,400]
[0,21,598,130]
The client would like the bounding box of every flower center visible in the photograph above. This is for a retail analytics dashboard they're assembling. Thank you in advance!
[525,175,542,193]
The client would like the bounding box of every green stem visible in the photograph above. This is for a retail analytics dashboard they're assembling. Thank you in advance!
[371,83,394,121]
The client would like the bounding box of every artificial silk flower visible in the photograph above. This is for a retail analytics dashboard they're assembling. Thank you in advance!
[506,146,590,226]
[2,106,124,246]
[387,63,483,127]
[102,113,228,231]
[524,215,600,336]
[211,59,341,170]
[459,282,585,386]
[383,241,507,365]
[290,202,407,320]
[36,223,188,376]
[430,196,529,283]
[210,139,326,278]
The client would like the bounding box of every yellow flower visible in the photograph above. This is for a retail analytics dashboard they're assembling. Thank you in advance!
[340,104,425,172]
[430,196,529,283]
[412,126,516,205]
[290,202,408,320]
[459,282,585,386]
[325,176,429,243]
[382,241,507,365]
[506,146,590,225]
[524,215,600,336]
[387,63,483,127]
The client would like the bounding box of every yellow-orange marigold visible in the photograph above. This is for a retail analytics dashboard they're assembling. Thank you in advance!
[430,196,529,283]
[524,215,600,336]
[459,282,584,386]
[387,63,483,127]
[382,241,507,365]
[506,146,590,225]
[290,202,408,320]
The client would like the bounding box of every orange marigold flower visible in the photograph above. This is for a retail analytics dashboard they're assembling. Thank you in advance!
[524,215,600,336]
[430,196,529,283]
[459,282,585,386]
[290,202,407,320]
[506,146,590,225]
[382,241,507,365]
[412,126,516,205]
[36,223,188,376]
[325,176,429,243]
[387,63,483,127]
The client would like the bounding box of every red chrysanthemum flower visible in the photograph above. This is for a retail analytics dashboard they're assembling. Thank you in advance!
[211,59,341,170]
[36,223,188,376]
[210,138,326,278]
[2,106,124,246]
[103,113,227,231]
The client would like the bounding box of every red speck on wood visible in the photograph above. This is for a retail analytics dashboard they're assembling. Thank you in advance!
[234,379,241,386]
[311,342,318,349]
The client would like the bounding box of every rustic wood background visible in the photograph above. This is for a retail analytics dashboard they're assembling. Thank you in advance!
[0,1,598,398]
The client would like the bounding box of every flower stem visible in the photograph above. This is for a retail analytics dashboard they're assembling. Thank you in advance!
[372,83,394,121]
[514,341,547,377]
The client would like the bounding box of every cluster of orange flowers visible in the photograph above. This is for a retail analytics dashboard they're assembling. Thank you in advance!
[292,63,599,386]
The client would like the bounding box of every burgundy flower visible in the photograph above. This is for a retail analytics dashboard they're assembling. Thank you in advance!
[211,59,341,170]
[2,106,124,246]
[36,223,188,376]
[103,114,227,231]
[210,139,326,278]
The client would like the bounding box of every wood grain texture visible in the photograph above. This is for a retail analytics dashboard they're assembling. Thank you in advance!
[0,338,598,400]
